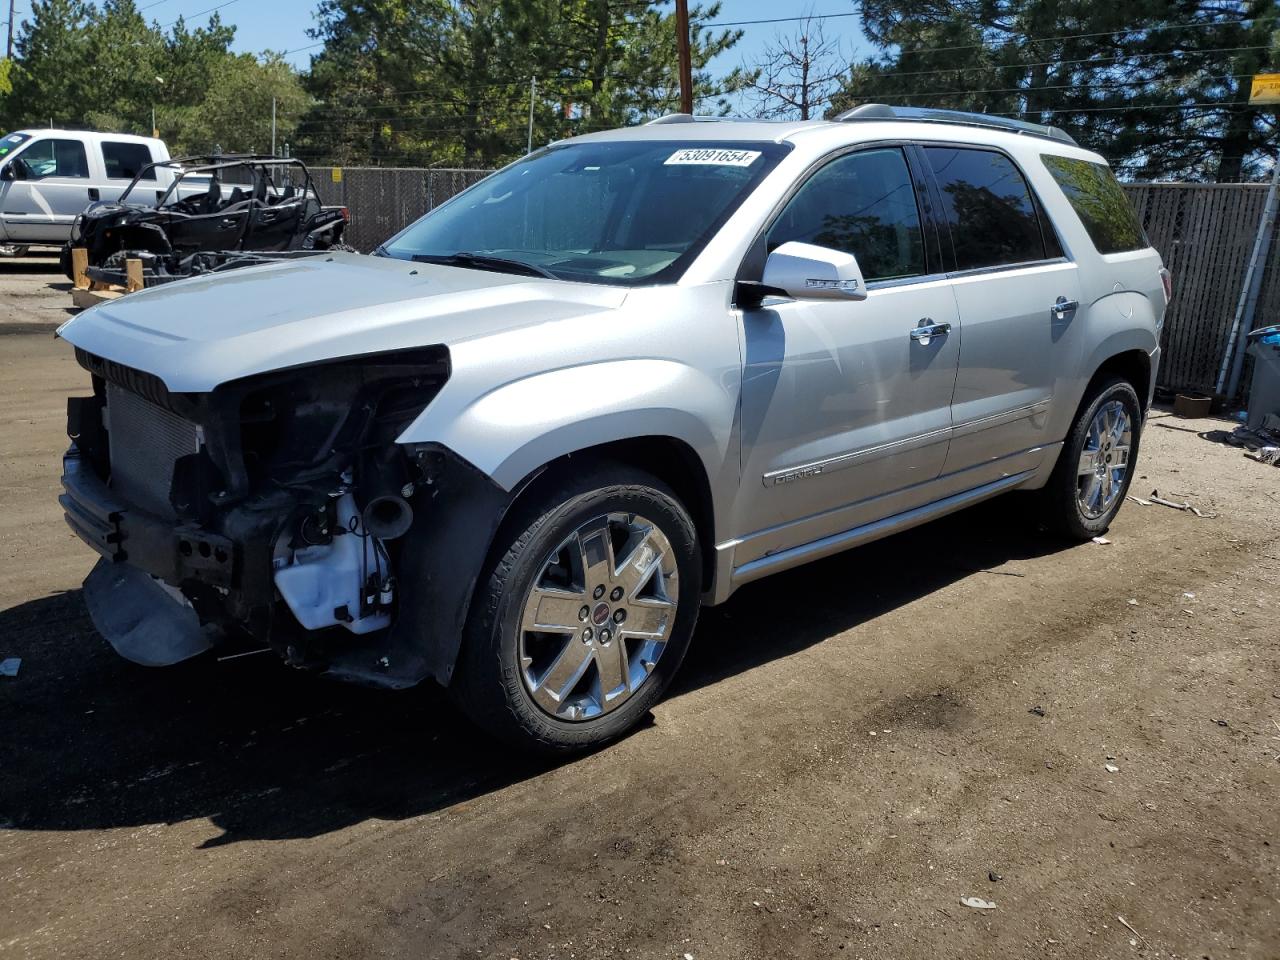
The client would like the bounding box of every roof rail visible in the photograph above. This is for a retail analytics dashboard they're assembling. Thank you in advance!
[835,103,1078,146]
[645,113,774,125]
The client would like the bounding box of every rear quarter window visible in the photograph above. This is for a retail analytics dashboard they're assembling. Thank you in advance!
[1041,155,1147,254]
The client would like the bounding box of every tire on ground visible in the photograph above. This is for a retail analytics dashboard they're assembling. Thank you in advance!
[450,462,702,754]
[1041,377,1143,540]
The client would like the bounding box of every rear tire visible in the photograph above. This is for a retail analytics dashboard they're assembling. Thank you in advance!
[1041,378,1142,540]
[451,464,701,754]
[0,243,30,258]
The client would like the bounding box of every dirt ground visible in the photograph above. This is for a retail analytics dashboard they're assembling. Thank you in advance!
[1,263,1278,960]
[0,251,75,331]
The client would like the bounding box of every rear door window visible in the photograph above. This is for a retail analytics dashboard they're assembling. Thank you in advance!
[767,147,927,282]
[101,141,155,180]
[923,147,1050,271]
[1040,155,1147,254]
[15,138,90,179]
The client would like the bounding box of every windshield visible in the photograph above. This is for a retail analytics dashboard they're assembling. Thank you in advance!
[0,132,31,161]
[381,139,790,285]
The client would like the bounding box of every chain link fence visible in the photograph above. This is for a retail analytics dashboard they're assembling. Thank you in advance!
[309,167,492,253]
[1123,182,1279,399]
[306,165,1277,400]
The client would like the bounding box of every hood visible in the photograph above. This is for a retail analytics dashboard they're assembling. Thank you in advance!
[57,253,628,392]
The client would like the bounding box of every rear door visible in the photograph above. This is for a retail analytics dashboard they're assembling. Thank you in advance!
[734,145,961,563]
[98,140,157,203]
[1,136,96,242]
[920,145,1084,476]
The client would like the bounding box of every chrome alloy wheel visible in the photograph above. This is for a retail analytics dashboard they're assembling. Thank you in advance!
[1076,399,1132,519]
[518,512,679,722]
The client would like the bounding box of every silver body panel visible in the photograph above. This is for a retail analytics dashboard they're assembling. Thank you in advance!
[58,117,1166,605]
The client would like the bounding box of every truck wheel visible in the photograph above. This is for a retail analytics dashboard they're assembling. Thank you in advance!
[452,464,701,754]
[1042,378,1142,540]
[0,244,30,258]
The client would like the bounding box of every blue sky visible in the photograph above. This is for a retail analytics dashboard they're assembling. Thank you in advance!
[73,0,874,95]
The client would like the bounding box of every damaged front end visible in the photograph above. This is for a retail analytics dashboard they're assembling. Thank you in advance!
[61,346,508,688]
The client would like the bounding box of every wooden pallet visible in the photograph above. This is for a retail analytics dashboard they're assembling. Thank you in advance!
[69,248,143,309]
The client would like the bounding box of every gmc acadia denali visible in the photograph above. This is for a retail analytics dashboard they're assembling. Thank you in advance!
[56,105,1169,752]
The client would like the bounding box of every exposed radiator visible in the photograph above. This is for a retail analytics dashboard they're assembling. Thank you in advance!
[105,382,200,518]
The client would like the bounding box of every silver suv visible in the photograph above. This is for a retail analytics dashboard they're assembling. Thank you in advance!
[57,105,1169,752]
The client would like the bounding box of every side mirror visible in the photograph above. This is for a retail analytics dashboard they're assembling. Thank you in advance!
[761,241,867,301]
[0,164,14,182]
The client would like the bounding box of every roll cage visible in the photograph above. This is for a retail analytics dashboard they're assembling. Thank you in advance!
[118,155,324,212]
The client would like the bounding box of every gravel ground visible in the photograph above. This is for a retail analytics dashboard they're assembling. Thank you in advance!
[0,251,74,331]
[1,267,1277,960]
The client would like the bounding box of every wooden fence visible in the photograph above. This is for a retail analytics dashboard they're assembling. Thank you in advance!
[309,165,1277,399]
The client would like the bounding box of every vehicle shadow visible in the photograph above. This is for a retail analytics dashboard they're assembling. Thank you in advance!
[0,497,1067,846]
[0,253,63,276]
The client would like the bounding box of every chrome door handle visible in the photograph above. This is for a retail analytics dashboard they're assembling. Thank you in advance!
[1051,296,1079,319]
[909,319,951,346]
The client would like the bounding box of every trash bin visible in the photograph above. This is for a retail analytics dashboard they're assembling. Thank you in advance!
[1245,324,1280,431]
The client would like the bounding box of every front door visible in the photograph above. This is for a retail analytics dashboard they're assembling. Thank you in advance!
[1,137,95,243]
[734,146,961,566]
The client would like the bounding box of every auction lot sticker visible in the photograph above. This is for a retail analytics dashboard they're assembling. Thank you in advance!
[665,148,762,167]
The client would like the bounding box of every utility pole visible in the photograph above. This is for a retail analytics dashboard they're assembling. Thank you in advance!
[675,0,693,115]
[7,0,15,61]
[271,97,277,156]
[527,76,536,154]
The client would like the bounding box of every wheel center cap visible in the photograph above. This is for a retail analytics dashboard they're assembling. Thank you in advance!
[591,602,611,626]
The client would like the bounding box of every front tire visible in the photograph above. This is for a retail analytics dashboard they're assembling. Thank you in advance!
[1042,378,1142,540]
[452,464,701,754]
[0,243,30,258]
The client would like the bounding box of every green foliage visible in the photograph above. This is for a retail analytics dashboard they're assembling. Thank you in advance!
[298,1,745,168]
[830,0,1280,181]
[0,0,309,157]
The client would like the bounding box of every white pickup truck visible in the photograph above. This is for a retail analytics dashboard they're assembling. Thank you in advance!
[0,129,173,255]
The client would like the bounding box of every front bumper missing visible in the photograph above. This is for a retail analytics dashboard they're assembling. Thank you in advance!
[60,445,235,588]
[62,445,233,665]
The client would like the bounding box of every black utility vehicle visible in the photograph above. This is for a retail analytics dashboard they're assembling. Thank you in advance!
[60,155,351,286]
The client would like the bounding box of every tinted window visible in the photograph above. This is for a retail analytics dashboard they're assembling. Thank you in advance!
[767,147,926,281]
[1041,155,1147,254]
[102,141,155,180]
[15,138,89,179]
[925,147,1047,270]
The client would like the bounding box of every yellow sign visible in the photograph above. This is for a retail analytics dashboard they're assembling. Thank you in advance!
[331,167,343,183]
[1249,73,1280,105]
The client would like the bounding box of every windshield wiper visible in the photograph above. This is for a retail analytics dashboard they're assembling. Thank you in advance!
[409,251,558,280]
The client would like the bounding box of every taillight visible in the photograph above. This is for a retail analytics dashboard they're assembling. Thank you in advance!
[1159,267,1172,303]
[340,207,351,223]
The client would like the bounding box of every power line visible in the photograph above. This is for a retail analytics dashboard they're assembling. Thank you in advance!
[873,73,1257,101]
[844,16,1275,57]
[157,0,240,30]
[705,11,860,27]
[851,43,1269,81]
